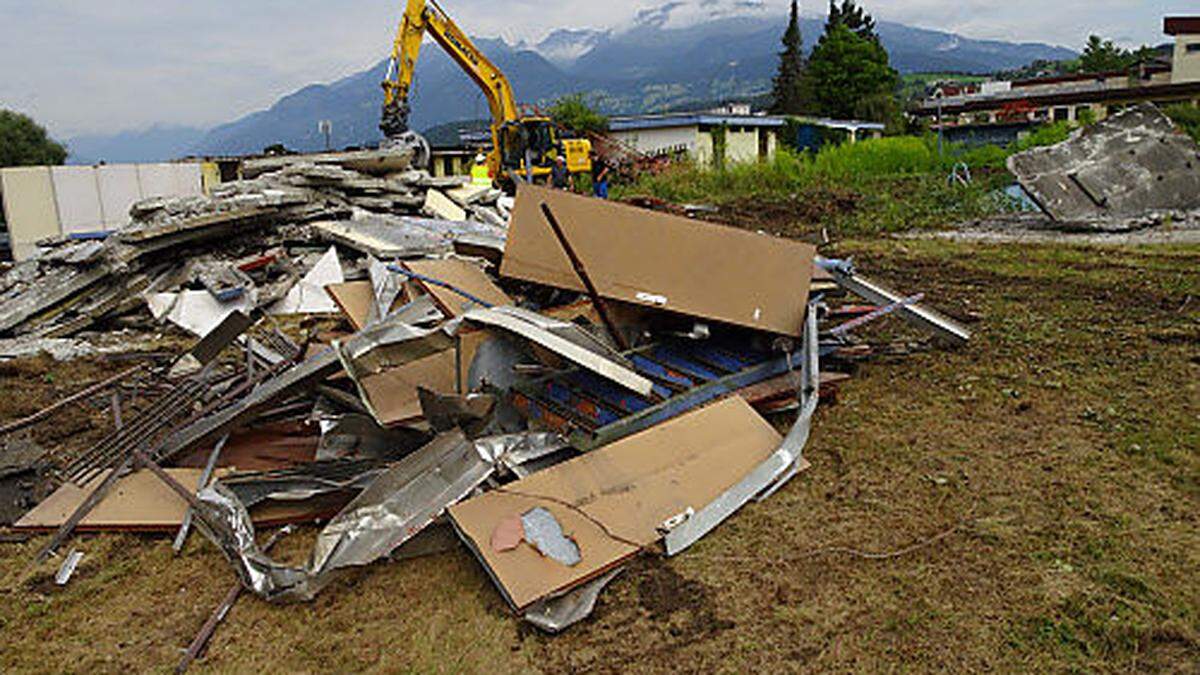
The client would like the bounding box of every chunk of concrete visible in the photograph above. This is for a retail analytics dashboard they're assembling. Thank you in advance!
[423,189,468,222]
[1008,104,1200,222]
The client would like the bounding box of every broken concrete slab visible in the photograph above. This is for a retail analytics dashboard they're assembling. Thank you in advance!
[1008,104,1200,222]
[423,189,468,222]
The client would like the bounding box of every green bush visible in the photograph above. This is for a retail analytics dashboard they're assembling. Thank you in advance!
[1163,103,1200,143]
[1011,121,1074,153]
[809,136,942,178]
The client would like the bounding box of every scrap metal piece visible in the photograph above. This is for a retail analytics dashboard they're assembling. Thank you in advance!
[158,317,455,466]
[828,293,924,337]
[417,388,495,433]
[1008,104,1200,222]
[475,432,572,476]
[0,365,142,436]
[193,429,495,602]
[54,549,84,586]
[816,257,970,345]
[176,527,291,674]
[315,413,428,461]
[172,433,229,553]
[188,311,254,365]
[523,567,623,634]
[220,459,395,510]
[367,257,403,326]
[463,306,654,396]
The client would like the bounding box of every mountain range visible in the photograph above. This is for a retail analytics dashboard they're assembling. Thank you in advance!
[66,5,1076,162]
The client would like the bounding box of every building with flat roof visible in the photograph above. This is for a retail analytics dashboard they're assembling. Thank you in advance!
[914,17,1200,142]
[607,110,785,167]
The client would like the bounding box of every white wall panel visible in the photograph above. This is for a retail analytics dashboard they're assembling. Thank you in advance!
[50,166,104,235]
[97,164,141,229]
[136,163,177,199]
[1,167,59,260]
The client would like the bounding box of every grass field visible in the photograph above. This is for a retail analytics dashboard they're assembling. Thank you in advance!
[1,237,1196,673]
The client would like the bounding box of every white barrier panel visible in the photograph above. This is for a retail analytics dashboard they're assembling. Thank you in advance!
[2,162,208,260]
[51,167,105,236]
[1,167,58,261]
[97,164,142,230]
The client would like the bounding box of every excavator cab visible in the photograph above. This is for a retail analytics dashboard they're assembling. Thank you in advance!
[496,118,558,177]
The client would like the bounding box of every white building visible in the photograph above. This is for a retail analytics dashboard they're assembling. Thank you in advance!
[607,112,785,167]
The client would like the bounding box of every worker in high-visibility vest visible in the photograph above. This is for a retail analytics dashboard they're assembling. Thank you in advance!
[470,153,491,186]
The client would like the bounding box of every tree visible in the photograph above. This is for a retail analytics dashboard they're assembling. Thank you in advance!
[803,22,898,121]
[0,110,67,167]
[1078,35,1156,74]
[828,0,877,42]
[548,94,608,134]
[770,0,807,114]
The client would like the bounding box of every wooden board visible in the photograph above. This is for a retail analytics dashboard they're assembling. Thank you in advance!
[15,469,219,531]
[402,258,512,318]
[501,183,815,337]
[360,348,459,426]
[449,396,781,609]
[325,281,374,331]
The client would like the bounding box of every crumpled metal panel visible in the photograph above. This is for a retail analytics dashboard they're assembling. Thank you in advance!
[523,567,623,633]
[308,429,492,579]
[194,429,498,602]
[475,432,571,474]
[367,256,404,326]
[463,306,654,396]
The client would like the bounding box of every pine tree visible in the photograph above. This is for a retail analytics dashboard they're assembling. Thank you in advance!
[803,21,897,121]
[770,0,807,115]
[827,0,877,43]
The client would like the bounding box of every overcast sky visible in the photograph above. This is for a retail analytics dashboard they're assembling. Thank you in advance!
[0,0,1190,137]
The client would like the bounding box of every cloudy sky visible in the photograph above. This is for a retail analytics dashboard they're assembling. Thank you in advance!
[0,0,1189,138]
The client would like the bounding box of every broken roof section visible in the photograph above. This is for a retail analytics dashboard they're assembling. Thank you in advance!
[1008,104,1200,222]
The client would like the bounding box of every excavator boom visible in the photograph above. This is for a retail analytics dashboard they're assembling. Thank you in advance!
[380,0,590,185]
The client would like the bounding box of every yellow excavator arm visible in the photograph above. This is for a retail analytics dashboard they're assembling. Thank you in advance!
[380,0,590,184]
[381,0,518,139]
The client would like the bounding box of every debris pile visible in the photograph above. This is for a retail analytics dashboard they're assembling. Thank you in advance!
[0,155,508,342]
[0,174,970,665]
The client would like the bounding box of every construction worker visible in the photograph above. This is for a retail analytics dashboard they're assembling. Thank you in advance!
[550,155,573,191]
[470,153,490,186]
[591,152,611,199]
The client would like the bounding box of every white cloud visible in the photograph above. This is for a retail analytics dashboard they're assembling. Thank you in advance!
[0,0,1190,137]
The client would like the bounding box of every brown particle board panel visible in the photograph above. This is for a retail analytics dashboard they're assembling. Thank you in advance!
[501,183,815,336]
[449,396,781,609]
[402,257,512,317]
[360,348,459,426]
